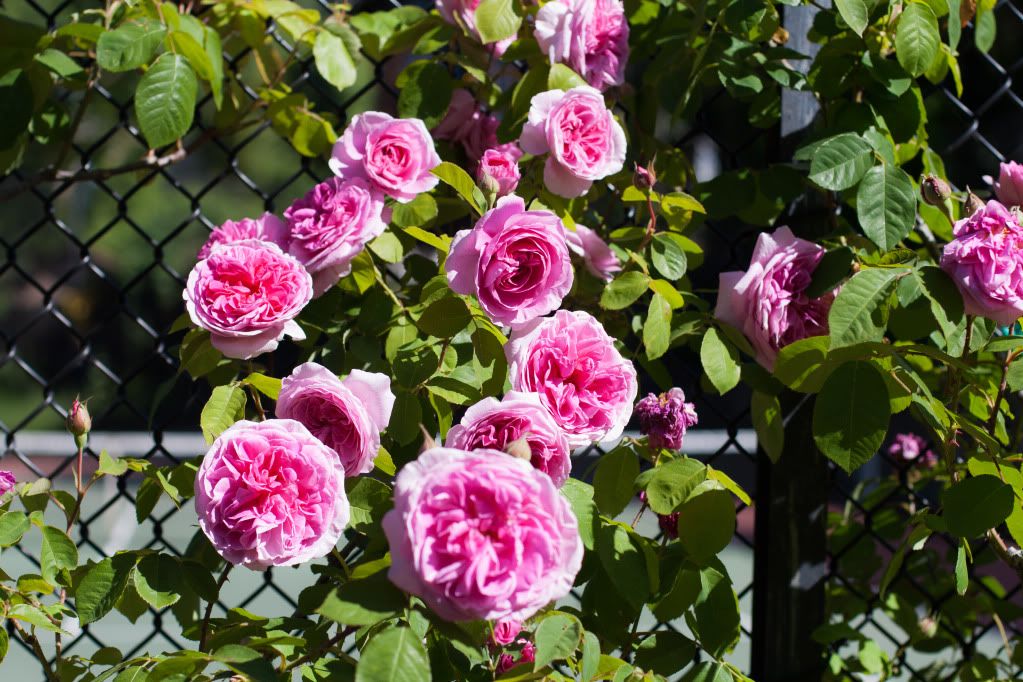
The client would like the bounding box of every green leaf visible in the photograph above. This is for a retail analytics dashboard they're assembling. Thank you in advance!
[369,231,405,263]
[812,361,890,472]
[133,553,181,609]
[75,555,134,625]
[98,450,130,477]
[135,53,197,149]
[675,485,736,563]
[397,61,453,129]
[580,631,601,681]
[634,631,696,676]
[354,625,430,682]
[690,566,740,658]
[200,385,246,444]
[597,524,651,610]
[651,233,688,280]
[389,391,423,445]
[680,662,732,682]
[168,31,213,83]
[835,0,869,35]
[941,474,1014,538]
[701,327,741,395]
[417,296,471,338]
[345,476,392,532]
[600,272,651,310]
[561,479,598,550]
[314,28,358,93]
[828,268,900,347]
[646,458,706,514]
[954,541,968,595]
[8,604,62,633]
[203,26,224,108]
[392,193,439,228]
[474,0,522,44]
[856,165,917,251]
[97,19,166,72]
[651,566,701,621]
[432,162,485,215]
[39,525,78,585]
[896,2,940,77]
[243,373,282,400]
[533,614,583,670]
[808,133,873,191]
[915,265,965,341]
[751,391,784,462]
[179,328,222,380]
[0,71,33,150]
[643,293,672,360]
[593,447,640,518]
[547,63,587,91]
[0,511,30,547]
[318,572,406,626]
[0,627,7,664]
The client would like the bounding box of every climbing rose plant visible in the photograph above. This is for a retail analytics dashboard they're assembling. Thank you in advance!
[0,0,1021,678]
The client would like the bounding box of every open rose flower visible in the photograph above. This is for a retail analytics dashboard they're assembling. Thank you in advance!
[284,177,388,296]
[329,112,441,203]
[635,387,699,451]
[447,195,573,327]
[994,161,1023,207]
[534,0,629,91]
[382,447,583,622]
[445,391,572,487]
[435,89,500,162]
[715,227,834,370]
[197,213,288,260]
[491,618,523,647]
[276,362,395,477]
[506,310,637,446]
[184,240,312,359]
[519,87,626,198]
[0,470,15,496]
[477,144,523,196]
[887,433,938,467]
[941,201,1023,326]
[194,419,349,570]
[436,0,514,55]
[566,224,621,281]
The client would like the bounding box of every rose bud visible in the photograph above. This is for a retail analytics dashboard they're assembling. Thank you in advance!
[964,188,985,216]
[633,162,655,191]
[66,398,92,442]
[921,175,951,206]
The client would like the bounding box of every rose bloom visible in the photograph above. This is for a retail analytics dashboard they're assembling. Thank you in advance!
[534,0,629,91]
[435,0,514,55]
[497,640,536,674]
[445,391,572,487]
[941,201,1023,326]
[194,419,349,570]
[886,433,937,467]
[329,112,441,203]
[519,86,626,198]
[197,213,288,260]
[382,447,583,622]
[994,161,1023,207]
[184,239,312,359]
[491,618,522,647]
[477,144,523,196]
[283,177,388,296]
[276,362,395,477]
[635,387,699,451]
[565,224,621,281]
[435,89,500,162]
[506,310,638,446]
[0,470,15,496]
[715,227,834,370]
[447,195,574,327]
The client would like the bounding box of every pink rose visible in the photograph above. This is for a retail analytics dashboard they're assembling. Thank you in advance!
[382,447,583,622]
[434,89,500,162]
[0,470,15,496]
[506,310,638,446]
[447,195,574,327]
[715,227,834,370]
[887,433,938,468]
[184,239,312,359]
[565,224,621,281]
[994,161,1023,208]
[445,391,572,487]
[477,144,523,196]
[519,87,626,198]
[941,201,1023,326]
[194,419,349,570]
[276,362,395,477]
[534,0,629,91]
[329,112,441,203]
[491,618,522,646]
[197,213,288,261]
[284,177,389,296]
[436,0,514,55]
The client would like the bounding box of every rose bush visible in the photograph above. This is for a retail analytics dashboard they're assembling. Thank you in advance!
[2,0,1022,678]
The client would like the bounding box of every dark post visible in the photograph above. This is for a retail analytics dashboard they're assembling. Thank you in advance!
[750,2,830,679]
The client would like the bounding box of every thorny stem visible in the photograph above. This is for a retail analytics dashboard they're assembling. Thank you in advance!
[11,619,58,682]
[940,316,974,484]
[199,563,234,653]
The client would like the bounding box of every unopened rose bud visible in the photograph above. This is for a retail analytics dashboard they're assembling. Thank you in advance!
[504,436,532,461]
[918,616,938,638]
[66,398,91,446]
[418,425,438,452]
[478,173,502,208]
[633,162,655,191]
[964,188,985,216]
[921,175,951,206]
